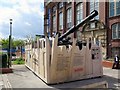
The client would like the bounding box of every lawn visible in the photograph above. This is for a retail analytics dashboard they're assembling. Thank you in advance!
[12,58,25,65]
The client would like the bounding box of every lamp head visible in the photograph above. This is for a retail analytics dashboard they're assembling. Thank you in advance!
[10,19,12,24]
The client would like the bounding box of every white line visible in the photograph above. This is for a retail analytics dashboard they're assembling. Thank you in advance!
[2,74,12,90]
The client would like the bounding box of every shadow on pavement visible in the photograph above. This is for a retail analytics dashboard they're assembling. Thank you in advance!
[49,75,119,89]
[102,75,119,88]
[6,65,120,89]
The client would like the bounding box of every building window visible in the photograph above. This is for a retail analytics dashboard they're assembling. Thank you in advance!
[59,2,63,9]
[67,8,72,29]
[116,0,120,15]
[46,19,49,33]
[109,0,120,17]
[112,23,120,39]
[90,0,99,19]
[52,6,56,13]
[59,12,63,30]
[109,1,115,17]
[76,3,83,24]
[53,15,56,32]
[47,9,51,36]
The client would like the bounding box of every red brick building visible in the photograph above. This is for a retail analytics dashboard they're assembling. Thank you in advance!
[44,0,120,58]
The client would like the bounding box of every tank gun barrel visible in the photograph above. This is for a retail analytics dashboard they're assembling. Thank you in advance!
[58,10,98,41]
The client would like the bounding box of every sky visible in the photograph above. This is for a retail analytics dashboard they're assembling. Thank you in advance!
[0,0,44,39]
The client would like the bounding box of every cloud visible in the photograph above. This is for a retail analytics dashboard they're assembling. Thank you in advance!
[25,22,31,26]
[0,0,44,39]
[0,7,22,26]
[0,0,19,5]
[26,0,44,4]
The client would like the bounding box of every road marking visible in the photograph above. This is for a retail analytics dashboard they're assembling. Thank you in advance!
[2,74,12,90]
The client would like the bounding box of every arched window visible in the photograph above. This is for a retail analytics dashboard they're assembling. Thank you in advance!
[59,2,63,9]
[112,23,120,39]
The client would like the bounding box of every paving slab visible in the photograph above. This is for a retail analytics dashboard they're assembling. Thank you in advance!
[0,75,4,90]
[1,65,120,89]
[103,67,120,89]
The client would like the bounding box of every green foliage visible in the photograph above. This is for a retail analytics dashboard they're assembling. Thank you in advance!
[0,39,9,49]
[12,57,25,65]
[0,52,2,55]
[0,38,24,49]
[13,40,24,47]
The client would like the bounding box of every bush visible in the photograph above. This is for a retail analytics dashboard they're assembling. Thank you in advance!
[12,57,25,65]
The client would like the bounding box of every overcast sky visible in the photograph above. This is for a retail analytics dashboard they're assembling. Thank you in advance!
[0,0,44,39]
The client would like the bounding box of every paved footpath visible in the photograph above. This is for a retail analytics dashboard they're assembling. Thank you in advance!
[1,65,120,89]
[0,74,4,89]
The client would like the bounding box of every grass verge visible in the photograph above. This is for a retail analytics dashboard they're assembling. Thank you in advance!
[12,57,25,65]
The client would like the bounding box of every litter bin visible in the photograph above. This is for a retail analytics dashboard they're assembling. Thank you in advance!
[0,54,8,68]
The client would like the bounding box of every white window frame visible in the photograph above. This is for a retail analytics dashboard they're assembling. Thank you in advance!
[59,12,63,30]
[67,8,72,29]
[90,0,99,19]
[53,15,56,32]
[76,3,83,24]
[52,6,56,13]
[59,2,63,9]
[116,0,120,15]
[109,0,120,17]
[112,23,120,39]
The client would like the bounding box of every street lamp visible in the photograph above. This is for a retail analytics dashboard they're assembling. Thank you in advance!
[8,19,12,68]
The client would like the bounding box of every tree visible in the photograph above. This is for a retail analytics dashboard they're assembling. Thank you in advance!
[13,40,24,48]
[0,39,9,49]
[0,38,24,49]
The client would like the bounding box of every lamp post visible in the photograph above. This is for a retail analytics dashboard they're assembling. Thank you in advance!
[8,19,12,68]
